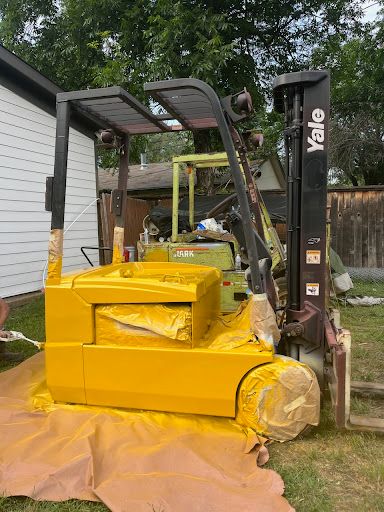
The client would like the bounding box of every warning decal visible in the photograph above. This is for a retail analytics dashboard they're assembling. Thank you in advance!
[306,250,321,264]
[306,283,319,296]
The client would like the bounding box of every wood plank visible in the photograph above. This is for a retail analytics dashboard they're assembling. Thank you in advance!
[108,194,115,260]
[101,193,112,264]
[367,192,377,267]
[125,197,150,247]
[329,192,338,251]
[376,191,383,268]
[97,199,105,265]
[361,190,369,267]
[350,190,356,267]
[335,191,344,257]
[353,191,363,267]
[341,191,352,265]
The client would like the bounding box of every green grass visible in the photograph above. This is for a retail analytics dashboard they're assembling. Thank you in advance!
[348,279,384,298]
[0,497,108,512]
[1,285,384,511]
[0,296,45,371]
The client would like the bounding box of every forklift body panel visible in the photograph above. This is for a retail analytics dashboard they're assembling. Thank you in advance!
[45,262,273,415]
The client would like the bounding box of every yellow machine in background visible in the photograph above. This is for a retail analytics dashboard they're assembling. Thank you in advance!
[138,152,285,312]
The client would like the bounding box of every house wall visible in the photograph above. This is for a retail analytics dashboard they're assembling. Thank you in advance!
[0,83,99,298]
[255,160,284,191]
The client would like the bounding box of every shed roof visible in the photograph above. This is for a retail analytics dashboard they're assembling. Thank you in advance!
[99,163,174,192]
[98,155,285,195]
[98,162,228,193]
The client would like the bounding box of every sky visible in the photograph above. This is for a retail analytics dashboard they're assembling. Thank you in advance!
[362,1,382,21]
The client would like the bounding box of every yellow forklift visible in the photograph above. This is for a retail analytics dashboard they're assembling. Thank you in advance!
[44,74,383,437]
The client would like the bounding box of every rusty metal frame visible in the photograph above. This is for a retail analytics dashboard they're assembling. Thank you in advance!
[325,318,384,432]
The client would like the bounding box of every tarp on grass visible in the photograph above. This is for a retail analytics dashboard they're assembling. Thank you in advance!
[0,353,293,512]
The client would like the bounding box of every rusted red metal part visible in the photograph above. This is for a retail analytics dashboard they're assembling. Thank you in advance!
[324,318,347,429]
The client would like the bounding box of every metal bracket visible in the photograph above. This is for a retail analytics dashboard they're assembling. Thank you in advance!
[80,246,112,267]
[45,176,53,212]
[221,92,249,124]
[285,301,323,351]
[111,189,123,216]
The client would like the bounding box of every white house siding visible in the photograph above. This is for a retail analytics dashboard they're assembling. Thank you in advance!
[0,83,99,298]
[257,160,284,190]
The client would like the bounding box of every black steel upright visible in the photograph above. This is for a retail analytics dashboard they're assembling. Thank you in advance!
[51,100,71,229]
[145,78,263,294]
[116,134,130,229]
[273,71,330,384]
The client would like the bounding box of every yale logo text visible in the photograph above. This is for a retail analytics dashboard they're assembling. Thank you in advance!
[307,108,325,153]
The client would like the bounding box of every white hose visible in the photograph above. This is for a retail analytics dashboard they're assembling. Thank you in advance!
[0,331,43,349]
[41,197,99,288]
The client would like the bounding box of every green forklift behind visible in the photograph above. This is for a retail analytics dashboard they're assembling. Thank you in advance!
[138,151,285,312]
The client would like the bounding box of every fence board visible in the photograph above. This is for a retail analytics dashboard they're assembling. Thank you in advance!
[342,192,352,265]
[99,194,150,262]
[328,188,384,268]
[353,191,363,268]
[361,192,369,267]
[124,197,151,247]
[377,193,384,267]
[329,193,338,251]
[367,192,377,267]
[100,193,112,264]
[336,192,344,259]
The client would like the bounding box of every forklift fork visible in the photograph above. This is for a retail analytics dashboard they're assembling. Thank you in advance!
[325,317,384,432]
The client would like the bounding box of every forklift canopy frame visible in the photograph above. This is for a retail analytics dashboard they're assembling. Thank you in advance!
[48,79,262,292]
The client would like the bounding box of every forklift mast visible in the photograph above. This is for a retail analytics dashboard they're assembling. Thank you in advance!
[273,71,330,385]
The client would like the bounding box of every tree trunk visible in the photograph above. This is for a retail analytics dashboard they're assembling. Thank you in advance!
[193,131,215,195]
[349,173,359,187]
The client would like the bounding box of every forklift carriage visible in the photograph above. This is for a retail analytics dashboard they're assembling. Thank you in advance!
[44,73,384,434]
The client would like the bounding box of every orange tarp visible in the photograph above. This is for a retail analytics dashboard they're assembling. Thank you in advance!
[0,353,293,511]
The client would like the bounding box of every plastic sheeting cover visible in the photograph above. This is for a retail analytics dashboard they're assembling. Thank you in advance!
[347,296,384,306]
[96,303,192,347]
[205,294,280,351]
[96,295,279,352]
[0,353,294,512]
[250,293,281,347]
[204,299,262,350]
[236,355,320,442]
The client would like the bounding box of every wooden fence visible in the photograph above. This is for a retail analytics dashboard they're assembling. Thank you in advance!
[98,188,384,268]
[329,187,384,268]
[99,193,152,264]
